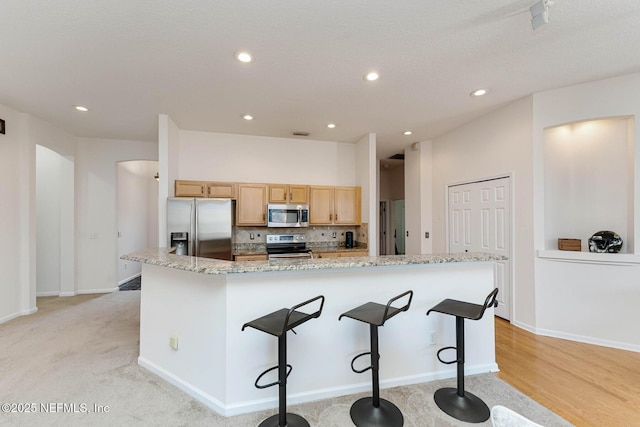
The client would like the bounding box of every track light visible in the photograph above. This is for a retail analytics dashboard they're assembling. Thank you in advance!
[530,0,553,30]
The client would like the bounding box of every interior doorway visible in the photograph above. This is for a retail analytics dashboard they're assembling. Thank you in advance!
[379,201,388,255]
[391,200,406,255]
[35,145,75,297]
[447,176,512,320]
[116,161,159,286]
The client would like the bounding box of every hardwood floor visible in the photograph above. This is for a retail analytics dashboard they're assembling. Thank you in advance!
[495,317,640,426]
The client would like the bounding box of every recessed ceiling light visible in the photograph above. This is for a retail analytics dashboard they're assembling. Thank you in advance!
[403,131,413,136]
[236,51,252,63]
[327,123,336,129]
[242,114,254,121]
[74,105,89,112]
[470,89,488,97]
[364,71,380,82]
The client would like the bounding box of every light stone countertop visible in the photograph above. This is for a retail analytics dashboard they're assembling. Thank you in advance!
[122,248,506,276]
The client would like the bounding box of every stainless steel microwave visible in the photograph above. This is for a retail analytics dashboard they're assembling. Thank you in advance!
[267,204,309,227]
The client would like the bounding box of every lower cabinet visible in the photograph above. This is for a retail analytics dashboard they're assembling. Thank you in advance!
[315,250,368,259]
[234,254,268,261]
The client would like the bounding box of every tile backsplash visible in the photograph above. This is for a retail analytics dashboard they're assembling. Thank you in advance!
[234,223,368,248]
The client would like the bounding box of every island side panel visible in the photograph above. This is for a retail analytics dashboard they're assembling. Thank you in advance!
[138,264,229,412]
[224,261,497,416]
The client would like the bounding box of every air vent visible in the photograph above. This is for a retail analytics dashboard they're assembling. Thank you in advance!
[388,153,405,160]
[292,131,310,137]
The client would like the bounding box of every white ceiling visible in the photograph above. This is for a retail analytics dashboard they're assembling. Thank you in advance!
[2,1,640,159]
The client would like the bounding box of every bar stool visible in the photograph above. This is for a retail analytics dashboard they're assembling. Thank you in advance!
[242,295,325,427]
[338,290,413,427]
[426,288,499,423]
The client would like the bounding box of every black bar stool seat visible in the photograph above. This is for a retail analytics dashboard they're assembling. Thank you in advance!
[339,290,413,427]
[243,308,318,337]
[242,295,325,427]
[426,288,499,424]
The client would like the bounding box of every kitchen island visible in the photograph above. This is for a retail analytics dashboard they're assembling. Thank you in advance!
[122,249,504,417]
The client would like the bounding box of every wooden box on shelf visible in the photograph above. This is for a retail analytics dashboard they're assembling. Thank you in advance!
[558,238,581,251]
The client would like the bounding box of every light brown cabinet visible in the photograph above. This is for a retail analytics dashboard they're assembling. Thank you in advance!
[236,184,267,225]
[234,254,268,261]
[268,184,308,204]
[175,180,206,197]
[309,186,361,225]
[308,186,334,224]
[334,186,361,225]
[315,250,368,258]
[207,182,236,198]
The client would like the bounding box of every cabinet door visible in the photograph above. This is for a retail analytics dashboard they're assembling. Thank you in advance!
[207,182,236,198]
[315,252,339,259]
[235,254,268,261]
[344,250,368,257]
[175,180,206,197]
[268,184,289,203]
[309,186,334,224]
[237,184,267,225]
[289,185,308,204]
[334,186,361,225]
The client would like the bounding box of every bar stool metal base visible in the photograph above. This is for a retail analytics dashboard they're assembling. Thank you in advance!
[350,397,404,427]
[433,387,490,423]
[258,412,310,427]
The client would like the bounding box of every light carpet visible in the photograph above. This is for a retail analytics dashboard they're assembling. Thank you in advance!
[0,291,571,426]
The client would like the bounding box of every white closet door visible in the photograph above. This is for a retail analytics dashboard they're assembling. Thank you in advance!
[448,177,511,320]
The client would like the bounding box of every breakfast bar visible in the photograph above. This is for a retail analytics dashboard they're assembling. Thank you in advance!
[121,250,503,417]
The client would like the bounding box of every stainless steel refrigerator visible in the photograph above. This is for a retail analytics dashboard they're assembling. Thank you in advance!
[166,198,233,260]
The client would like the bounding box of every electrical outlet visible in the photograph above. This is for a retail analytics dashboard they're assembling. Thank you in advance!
[169,335,179,350]
[332,232,337,238]
[89,233,98,239]
[428,330,437,345]
[425,232,430,238]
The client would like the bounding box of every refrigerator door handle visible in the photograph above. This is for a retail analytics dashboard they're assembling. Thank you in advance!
[193,201,199,257]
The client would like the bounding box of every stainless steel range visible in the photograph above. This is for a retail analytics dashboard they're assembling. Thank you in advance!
[266,234,313,260]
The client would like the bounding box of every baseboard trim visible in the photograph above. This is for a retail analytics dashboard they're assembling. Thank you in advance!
[59,291,77,297]
[138,357,227,415]
[36,291,60,297]
[535,327,640,353]
[77,288,119,295]
[0,312,21,325]
[138,356,498,417]
[118,272,141,286]
[510,319,538,334]
[0,306,38,325]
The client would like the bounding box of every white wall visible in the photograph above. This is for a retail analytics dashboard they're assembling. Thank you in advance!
[0,104,29,322]
[30,116,77,297]
[36,145,62,295]
[177,130,357,186]
[355,133,377,255]
[532,73,640,350]
[117,160,159,284]
[544,118,632,252]
[76,138,157,293]
[431,97,535,327]
[404,141,433,255]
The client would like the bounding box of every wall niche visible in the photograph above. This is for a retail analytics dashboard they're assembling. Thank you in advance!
[544,117,635,253]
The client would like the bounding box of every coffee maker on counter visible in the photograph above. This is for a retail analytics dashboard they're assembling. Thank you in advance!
[345,231,354,248]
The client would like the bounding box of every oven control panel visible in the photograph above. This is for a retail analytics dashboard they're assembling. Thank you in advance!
[266,234,306,244]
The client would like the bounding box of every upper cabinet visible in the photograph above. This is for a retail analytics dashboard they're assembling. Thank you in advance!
[334,186,361,225]
[309,186,361,225]
[237,183,267,226]
[175,180,206,197]
[268,184,308,204]
[175,180,360,226]
[207,182,236,198]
